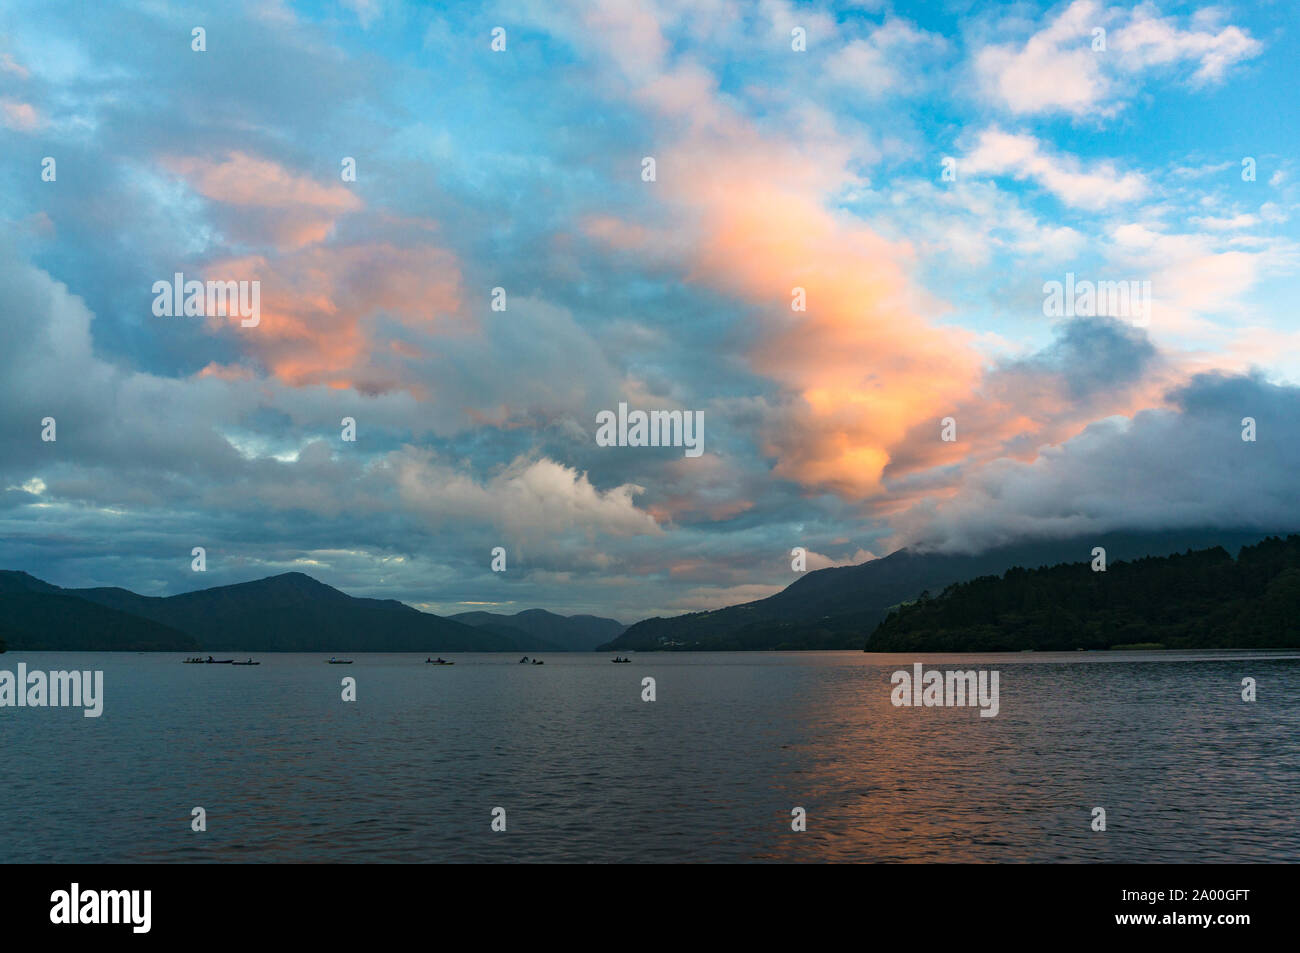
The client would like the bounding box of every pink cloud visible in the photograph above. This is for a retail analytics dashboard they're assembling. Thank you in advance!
[201,242,464,390]
[1,99,40,131]
[163,152,362,250]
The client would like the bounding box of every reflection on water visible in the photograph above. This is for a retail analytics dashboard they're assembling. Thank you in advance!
[2,650,1296,862]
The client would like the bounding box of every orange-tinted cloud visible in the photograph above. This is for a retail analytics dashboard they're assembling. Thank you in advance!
[197,361,255,381]
[205,242,464,389]
[163,152,362,250]
[575,7,1191,507]
[165,151,465,390]
[582,50,981,497]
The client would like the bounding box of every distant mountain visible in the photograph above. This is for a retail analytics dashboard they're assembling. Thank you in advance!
[0,572,198,651]
[450,608,625,652]
[599,530,1281,651]
[0,570,551,653]
[868,536,1300,651]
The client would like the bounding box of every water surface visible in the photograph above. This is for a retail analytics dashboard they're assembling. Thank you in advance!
[2,650,1296,862]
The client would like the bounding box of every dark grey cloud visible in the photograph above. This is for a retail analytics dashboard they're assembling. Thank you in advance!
[890,369,1300,554]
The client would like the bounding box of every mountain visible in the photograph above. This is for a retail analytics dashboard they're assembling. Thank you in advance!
[0,572,198,651]
[599,530,1281,651]
[450,608,626,652]
[867,536,1300,651]
[0,570,548,653]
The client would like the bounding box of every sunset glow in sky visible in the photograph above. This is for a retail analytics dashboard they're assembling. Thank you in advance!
[1,0,1298,618]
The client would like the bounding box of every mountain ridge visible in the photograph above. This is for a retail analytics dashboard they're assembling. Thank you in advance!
[4,528,1290,654]
[0,571,606,653]
[599,529,1282,651]
[450,608,626,652]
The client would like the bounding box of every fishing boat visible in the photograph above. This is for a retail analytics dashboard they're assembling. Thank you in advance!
[425,657,454,665]
[611,657,631,663]
[326,658,354,664]
[231,659,260,666]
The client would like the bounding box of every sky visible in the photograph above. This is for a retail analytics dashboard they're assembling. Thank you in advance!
[0,0,1297,621]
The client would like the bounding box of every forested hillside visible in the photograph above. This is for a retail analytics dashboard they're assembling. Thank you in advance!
[867,536,1300,651]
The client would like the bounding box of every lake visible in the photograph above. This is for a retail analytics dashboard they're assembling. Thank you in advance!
[2,650,1297,862]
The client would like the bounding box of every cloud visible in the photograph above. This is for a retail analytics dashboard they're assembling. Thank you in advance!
[0,98,40,131]
[1,0,1294,622]
[1104,222,1280,336]
[823,18,948,97]
[974,0,1261,118]
[572,4,983,498]
[201,241,465,389]
[0,53,29,78]
[163,152,362,250]
[342,0,382,29]
[961,128,1147,207]
[974,0,1113,117]
[391,451,662,540]
[887,371,1300,554]
[0,239,678,610]
[667,582,786,611]
[874,178,1087,268]
[805,547,877,570]
[880,317,1169,500]
[1113,4,1262,86]
[1189,213,1260,231]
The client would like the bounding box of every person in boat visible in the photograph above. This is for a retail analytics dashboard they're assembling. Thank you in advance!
[206,656,213,663]
[519,656,529,663]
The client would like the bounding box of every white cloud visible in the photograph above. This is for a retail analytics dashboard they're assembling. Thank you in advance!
[1102,221,1293,339]
[879,178,1087,267]
[1189,213,1259,231]
[975,0,1110,116]
[341,0,382,29]
[824,18,947,96]
[974,0,1261,117]
[1113,5,1261,86]
[392,451,662,540]
[961,128,1146,207]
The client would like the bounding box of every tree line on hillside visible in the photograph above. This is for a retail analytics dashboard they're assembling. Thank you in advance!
[867,535,1300,651]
